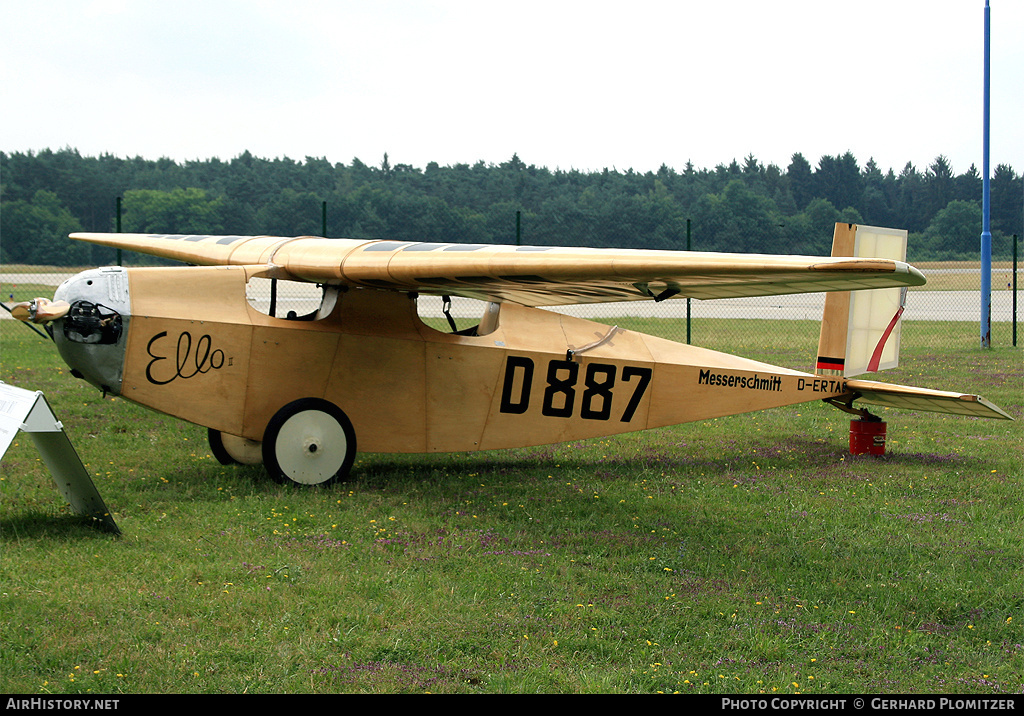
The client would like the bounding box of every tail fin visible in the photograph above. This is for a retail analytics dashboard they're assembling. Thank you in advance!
[816,224,910,378]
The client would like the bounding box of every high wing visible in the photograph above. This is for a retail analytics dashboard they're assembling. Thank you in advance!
[70,232,926,307]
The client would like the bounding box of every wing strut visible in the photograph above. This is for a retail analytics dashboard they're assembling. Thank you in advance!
[441,295,458,332]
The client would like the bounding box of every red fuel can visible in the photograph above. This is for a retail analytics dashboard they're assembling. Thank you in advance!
[850,419,886,455]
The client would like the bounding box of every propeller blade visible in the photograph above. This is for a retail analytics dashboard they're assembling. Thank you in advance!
[10,302,32,321]
[11,298,71,324]
[1,302,50,340]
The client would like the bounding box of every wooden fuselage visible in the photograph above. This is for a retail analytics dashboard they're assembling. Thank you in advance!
[100,264,848,453]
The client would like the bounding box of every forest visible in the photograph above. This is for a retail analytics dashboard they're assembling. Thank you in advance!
[1,147,1021,267]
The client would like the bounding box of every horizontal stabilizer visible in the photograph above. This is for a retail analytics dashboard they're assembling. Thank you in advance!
[843,379,1013,420]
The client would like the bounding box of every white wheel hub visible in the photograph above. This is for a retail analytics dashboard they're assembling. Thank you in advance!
[273,409,350,485]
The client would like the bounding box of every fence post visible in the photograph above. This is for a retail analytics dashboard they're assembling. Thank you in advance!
[1014,234,1018,347]
[115,197,122,266]
[686,218,691,345]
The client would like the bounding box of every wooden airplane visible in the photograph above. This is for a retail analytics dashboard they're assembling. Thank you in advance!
[12,223,1011,486]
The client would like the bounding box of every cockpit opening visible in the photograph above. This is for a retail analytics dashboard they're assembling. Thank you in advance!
[245,277,331,320]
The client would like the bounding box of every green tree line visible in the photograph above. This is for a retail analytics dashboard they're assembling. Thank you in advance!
[1,148,1020,267]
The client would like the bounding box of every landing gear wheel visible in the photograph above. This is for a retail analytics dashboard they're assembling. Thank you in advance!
[262,398,356,486]
[208,428,239,465]
[209,429,263,465]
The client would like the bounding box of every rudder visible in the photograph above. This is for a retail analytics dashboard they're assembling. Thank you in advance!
[816,223,910,378]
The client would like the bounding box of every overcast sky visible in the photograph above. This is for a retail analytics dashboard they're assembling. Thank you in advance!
[2,0,1021,177]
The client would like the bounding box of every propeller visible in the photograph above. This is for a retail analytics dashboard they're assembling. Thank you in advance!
[2,298,70,340]
[10,297,71,324]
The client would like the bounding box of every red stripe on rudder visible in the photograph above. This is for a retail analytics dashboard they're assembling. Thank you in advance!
[867,306,904,373]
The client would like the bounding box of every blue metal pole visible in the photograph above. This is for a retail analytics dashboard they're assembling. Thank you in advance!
[981,0,992,347]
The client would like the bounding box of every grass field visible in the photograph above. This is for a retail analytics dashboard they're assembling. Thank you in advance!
[0,317,1021,694]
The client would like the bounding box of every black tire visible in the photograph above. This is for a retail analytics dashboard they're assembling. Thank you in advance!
[208,428,240,465]
[262,398,356,486]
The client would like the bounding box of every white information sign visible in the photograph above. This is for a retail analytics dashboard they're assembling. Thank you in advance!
[0,382,119,533]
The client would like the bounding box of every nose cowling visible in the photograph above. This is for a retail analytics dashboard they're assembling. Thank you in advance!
[52,267,131,396]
